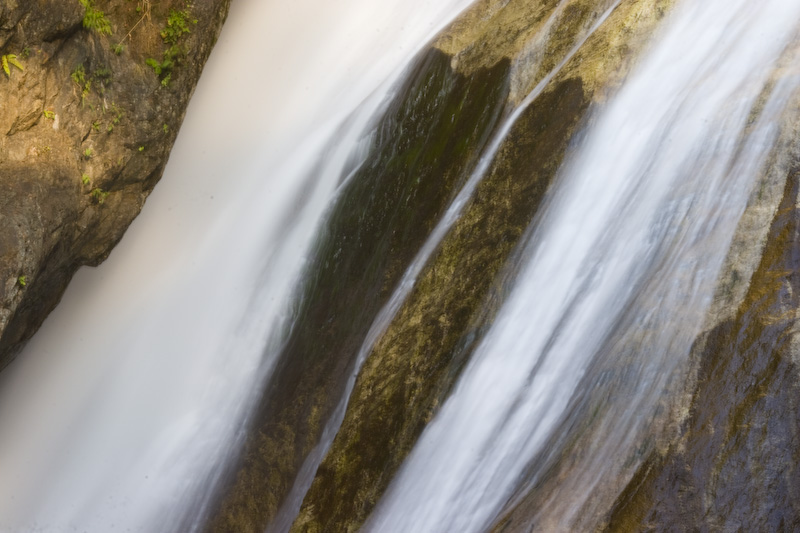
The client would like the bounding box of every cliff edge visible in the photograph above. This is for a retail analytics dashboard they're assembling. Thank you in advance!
[0,0,230,368]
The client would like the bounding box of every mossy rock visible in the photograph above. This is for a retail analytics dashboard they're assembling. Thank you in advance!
[206,47,511,532]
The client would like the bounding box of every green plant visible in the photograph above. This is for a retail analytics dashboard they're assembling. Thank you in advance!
[106,104,123,133]
[20,47,30,59]
[71,65,91,106]
[113,43,125,55]
[145,57,163,75]
[2,54,23,78]
[83,147,94,158]
[110,104,123,124]
[162,123,169,134]
[94,65,111,79]
[81,174,91,185]
[138,146,144,151]
[80,0,112,35]
[105,104,123,132]
[146,47,180,86]
[146,5,194,87]
[93,65,112,98]
[90,188,109,204]
[161,8,192,44]
[17,275,26,287]
[92,120,101,132]
[43,109,55,120]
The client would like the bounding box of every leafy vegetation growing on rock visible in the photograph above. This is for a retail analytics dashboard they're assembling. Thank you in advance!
[146,4,197,87]
[90,188,110,204]
[1,54,23,78]
[80,0,113,36]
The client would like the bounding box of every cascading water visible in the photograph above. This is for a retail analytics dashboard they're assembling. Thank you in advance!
[365,0,800,531]
[0,0,798,531]
[267,2,624,529]
[0,0,474,531]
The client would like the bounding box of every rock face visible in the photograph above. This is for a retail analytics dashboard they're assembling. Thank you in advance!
[0,0,230,369]
[205,0,678,531]
[206,0,800,532]
[10,1,789,532]
[606,126,800,530]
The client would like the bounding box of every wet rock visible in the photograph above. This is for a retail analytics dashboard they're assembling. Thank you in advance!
[204,0,680,531]
[605,159,800,533]
[206,47,512,533]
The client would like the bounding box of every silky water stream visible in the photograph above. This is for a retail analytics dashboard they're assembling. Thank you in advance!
[364,0,800,531]
[0,0,474,531]
[0,0,798,531]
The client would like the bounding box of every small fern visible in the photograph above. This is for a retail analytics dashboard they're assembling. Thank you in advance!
[90,188,110,204]
[71,65,92,106]
[80,0,113,36]
[2,54,24,78]
[146,6,195,87]
[161,9,192,44]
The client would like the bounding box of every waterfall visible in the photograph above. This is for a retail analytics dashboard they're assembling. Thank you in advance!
[1,0,799,530]
[267,2,625,529]
[365,0,800,531]
[0,0,474,531]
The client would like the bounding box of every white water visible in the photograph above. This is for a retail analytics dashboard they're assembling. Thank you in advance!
[0,0,475,531]
[367,0,800,531]
[269,1,624,528]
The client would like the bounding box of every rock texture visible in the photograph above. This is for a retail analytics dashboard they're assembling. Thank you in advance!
[0,0,230,369]
[290,1,678,531]
[201,0,799,531]
[605,104,800,532]
[205,0,678,531]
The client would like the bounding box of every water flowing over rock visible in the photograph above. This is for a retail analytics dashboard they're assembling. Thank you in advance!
[1,0,799,532]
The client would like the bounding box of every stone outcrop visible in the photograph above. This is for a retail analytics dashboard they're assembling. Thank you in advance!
[605,104,800,531]
[0,0,230,369]
[206,0,683,531]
